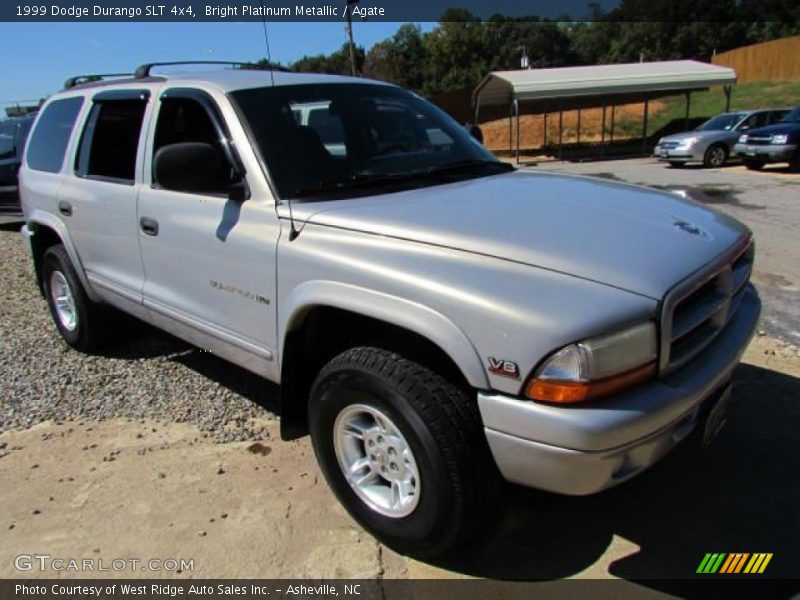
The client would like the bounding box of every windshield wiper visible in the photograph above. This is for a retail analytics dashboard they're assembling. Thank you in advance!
[422,159,514,176]
[290,160,513,199]
[291,172,416,198]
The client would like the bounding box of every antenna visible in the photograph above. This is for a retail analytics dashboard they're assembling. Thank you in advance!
[257,0,300,240]
[259,0,276,87]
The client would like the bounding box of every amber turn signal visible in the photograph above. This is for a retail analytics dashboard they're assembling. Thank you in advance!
[526,361,657,404]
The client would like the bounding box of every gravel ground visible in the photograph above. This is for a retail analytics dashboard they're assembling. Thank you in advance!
[0,225,277,441]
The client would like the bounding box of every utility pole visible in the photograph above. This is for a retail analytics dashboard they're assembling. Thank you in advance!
[344,0,358,76]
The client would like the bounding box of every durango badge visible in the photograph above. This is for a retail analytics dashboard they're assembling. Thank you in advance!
[487,357,520,379]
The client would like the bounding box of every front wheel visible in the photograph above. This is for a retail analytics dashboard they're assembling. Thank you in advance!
[309,347,498,557]
[703,144,728,168]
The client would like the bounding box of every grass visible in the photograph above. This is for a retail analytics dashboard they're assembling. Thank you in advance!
[616,81,800,138]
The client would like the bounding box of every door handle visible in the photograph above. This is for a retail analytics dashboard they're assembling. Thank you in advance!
[58,201,72,217]
[139,217,159,236]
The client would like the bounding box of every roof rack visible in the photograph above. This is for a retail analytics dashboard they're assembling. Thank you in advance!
[134,61,290,79]
[64,73,132,90]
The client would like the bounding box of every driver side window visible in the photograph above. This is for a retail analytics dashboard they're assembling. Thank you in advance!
[742,113,767,130]
[152,97,238,195]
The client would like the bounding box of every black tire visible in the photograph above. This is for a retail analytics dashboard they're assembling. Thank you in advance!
[669,161,686,168]
[703,144,728,168]
[41,244,108,352]
[744,160,764,171]
[789,151,800,173]
[308,347,499,557]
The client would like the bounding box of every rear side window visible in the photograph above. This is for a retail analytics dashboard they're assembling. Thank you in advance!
[26,97,84,173]
[76,100,147,182]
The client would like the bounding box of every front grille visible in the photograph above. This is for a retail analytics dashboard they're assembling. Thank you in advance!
[745,136,772,146]
[660,239,754,373]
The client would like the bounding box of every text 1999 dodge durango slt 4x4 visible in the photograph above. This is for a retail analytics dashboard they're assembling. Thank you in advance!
[19,64,760,557]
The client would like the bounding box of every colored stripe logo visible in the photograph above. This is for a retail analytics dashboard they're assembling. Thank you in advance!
[697,553,773,574]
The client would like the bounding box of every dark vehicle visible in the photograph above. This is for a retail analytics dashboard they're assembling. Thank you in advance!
[0,114,36,216]
[733,106,800,171]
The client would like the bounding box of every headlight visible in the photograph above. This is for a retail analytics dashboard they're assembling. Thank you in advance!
[771,134,789,145]
[738,134,748,144]
[676,137,698,147]
[526,322,657,404]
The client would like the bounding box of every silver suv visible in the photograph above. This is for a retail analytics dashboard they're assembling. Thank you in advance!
[19,64,760,557]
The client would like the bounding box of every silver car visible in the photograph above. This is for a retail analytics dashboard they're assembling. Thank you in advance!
[653,109,789,168]
[19,65,760,557]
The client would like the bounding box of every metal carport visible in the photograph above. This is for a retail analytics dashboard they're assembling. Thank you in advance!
[472,60,737,163]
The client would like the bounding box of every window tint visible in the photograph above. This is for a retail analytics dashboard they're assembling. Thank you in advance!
[152,96,235,193]
[153,97,220,153]
[769,111,788,124]
[76,100,146,182]
[0,121,16,159]
[26,97,84,173]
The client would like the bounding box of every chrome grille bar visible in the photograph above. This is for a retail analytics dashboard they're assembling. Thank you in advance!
[659,237,753,375]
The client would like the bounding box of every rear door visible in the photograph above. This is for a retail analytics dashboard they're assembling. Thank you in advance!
[57,90,151,307]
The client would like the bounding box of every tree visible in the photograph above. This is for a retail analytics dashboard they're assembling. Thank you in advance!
[292,42,365,75]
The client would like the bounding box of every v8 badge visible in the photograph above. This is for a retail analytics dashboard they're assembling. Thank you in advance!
[487,357,520,379]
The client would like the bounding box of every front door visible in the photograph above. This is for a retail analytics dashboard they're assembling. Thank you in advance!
[137,89,279,377]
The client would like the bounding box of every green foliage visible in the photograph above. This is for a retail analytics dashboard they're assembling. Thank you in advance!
[248,3,800,98]
[615,81,800,137]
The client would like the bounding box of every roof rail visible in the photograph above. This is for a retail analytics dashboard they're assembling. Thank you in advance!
[64,73,132,90]
[134,61,290,78]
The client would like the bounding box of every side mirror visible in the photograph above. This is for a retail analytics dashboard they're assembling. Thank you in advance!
[739,125,750,131]
[154,142,245,197]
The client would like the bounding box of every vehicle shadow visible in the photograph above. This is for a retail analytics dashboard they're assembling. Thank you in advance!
[429,362,800,586]
[96,322,799,586]
[98,318,281,415]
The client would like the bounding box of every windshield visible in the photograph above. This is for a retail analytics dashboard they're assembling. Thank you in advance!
[779,107,800,123]
[695,113,747,132]
[232,83,509,199]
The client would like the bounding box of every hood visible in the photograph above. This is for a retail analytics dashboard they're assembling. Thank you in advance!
[746,122,800,137]
[289,171,749,300]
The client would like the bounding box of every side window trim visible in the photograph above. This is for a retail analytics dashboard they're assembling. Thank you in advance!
[73,91,150,185]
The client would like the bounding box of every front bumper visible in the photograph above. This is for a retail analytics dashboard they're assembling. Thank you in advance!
[734,143,797,162]
[478,285,760,495]
[652,144,703,162]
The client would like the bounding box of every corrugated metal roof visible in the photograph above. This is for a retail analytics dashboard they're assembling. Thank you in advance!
[474,60,736,107]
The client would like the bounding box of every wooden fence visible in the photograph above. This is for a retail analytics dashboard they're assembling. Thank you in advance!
[713,36,800,83]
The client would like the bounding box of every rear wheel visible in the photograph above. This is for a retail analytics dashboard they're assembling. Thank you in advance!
[309,346,498,557]
[42,245,108,352]
[703,144,727,168]
[789,151,800,173]
[744,160,765,171]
